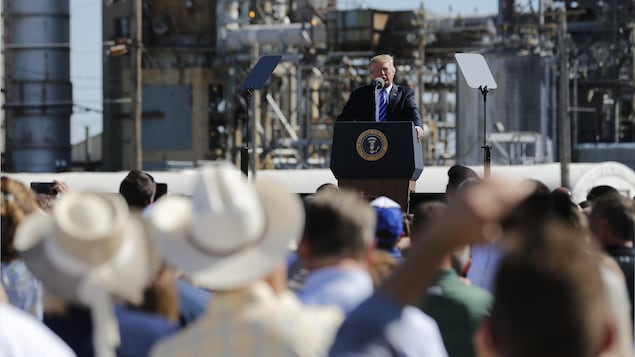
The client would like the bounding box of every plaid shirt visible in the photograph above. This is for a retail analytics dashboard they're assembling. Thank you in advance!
[151,281,343,357]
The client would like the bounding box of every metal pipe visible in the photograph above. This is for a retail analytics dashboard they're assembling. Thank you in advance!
[558,8,570,188]
[134,0,143,170]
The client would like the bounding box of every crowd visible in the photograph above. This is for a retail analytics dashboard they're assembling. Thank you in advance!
[1,162,634,357]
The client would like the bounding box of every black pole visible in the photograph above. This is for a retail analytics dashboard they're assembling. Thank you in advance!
[480,85,491,178]
[241,88,254,177]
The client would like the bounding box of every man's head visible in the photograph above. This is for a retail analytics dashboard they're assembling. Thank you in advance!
[446,165,478,202]
[482,221,609,357]
[119,170,156,209]
[410,201,447,243]
[299,190,375,265]
[370,54,396,88]
[589,193,635,246]
[581,185,619,208]
[502,191,585,232]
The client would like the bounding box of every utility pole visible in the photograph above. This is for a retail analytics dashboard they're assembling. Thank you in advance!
[134,0,143,170]
[557,8,570,188]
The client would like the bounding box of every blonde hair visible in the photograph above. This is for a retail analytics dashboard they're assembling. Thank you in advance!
[370,54,395,70]
[1,176,38,262]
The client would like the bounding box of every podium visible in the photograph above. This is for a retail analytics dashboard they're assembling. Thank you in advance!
[330,121,423,212]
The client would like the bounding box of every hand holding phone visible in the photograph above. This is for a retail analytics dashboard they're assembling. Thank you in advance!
[30,180,69,196]
[30,182,57,196]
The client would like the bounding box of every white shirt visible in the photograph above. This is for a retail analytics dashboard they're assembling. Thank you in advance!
[297,266,374,314]
[0,303,75,357]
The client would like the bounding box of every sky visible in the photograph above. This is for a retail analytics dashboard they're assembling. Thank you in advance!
[68,0,502,144]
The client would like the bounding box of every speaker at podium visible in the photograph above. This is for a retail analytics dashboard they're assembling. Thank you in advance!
[330,121,423,212]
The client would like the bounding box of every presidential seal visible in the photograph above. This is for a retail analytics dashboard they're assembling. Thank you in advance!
[356,129,388,161]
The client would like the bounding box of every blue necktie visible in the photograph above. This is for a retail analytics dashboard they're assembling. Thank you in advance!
[378,90,387,122]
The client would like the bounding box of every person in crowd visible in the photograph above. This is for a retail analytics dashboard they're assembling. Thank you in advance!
[502,189,588,232]
[588,192,635,324]
[14,191,177,357]
[331,178,618,357]
[316,182,339,194]
[119,169,211,326]
[129,263,180,325]
[447,167,498,293]
[580,184,620,209]
[367,249,398,288]
[553,185,573,198]
[370,196,406,262]
[336,54,425,141]
[527,178,551,194]
[329,178,533,356]
[597,254,635,357]
[297,192,446,355]
[34,180,70,213]
[474,221,613,357]
[413,201,493,357]
[285,183,340,292]
[444,167,482,281]
[296,190,376,314]
[1,176,43,319]
[469,188,589,296]
[148,164,343,357]
[119,170,157,210]
[0,284,75,357]
[446,165,478,202]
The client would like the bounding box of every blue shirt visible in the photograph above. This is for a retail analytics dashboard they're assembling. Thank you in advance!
[176,279,211,327]
[329,293,448,357]
[297,266,373,314]
[44,305,178,357]
[467,241,502,293]
[1,260,43,319]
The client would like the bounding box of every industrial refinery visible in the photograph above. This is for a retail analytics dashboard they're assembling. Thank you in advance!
[2,0,634,173]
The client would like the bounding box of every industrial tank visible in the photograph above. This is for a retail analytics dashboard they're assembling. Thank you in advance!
[3,0,72,172]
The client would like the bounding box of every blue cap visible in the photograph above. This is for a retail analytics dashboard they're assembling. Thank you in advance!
[370,196,403,244]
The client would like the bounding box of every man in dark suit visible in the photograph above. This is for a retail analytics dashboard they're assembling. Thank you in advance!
[336,54,425,141]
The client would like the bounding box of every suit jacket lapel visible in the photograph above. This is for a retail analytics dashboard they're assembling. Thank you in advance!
[388,85,400,115]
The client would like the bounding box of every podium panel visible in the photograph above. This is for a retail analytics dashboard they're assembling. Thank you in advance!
[330,122,423,180]
[330,121,423,212]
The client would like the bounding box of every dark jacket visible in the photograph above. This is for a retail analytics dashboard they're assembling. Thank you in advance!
[336,84,423,127]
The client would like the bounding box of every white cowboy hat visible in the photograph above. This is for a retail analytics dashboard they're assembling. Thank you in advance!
[14,192,161,357]
[148,163,304,290]
[14,191,160,304]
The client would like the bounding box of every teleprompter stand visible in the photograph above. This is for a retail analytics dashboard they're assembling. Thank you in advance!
[455,53,498,178]
[238,55,282,177]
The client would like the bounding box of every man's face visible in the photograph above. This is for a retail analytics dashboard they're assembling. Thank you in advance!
[371,59,395,87]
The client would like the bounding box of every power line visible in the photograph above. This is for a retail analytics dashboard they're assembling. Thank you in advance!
[73,104,103,113]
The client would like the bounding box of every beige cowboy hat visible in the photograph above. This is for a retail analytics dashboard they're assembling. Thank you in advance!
[147,163,304,290]
[13,191,160,306]
[14,191,161,357]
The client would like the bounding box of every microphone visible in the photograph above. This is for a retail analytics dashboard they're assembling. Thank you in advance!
[372,77,385,89]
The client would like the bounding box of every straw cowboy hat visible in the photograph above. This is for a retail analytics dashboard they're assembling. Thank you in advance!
[13,191,160,306]
[148,163,304,290]
[14,191,161,357]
